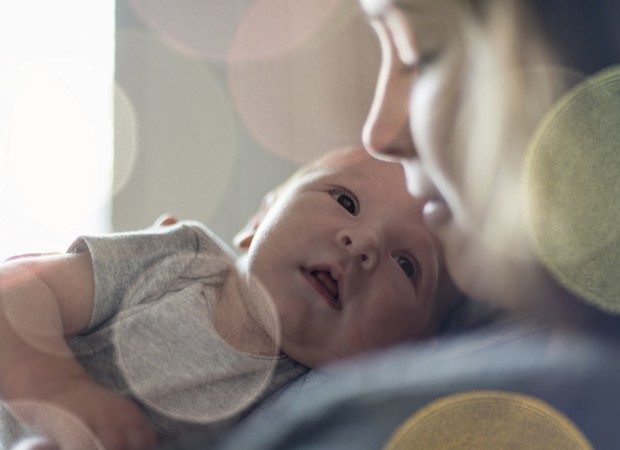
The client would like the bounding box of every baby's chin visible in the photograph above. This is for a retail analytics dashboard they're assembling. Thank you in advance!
[279,336,362,369]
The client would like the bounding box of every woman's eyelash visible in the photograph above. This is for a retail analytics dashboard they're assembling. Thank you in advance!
[417,51,439,70]
[329,187,359,216]
[398,53,437,76]
[399,60,418,75]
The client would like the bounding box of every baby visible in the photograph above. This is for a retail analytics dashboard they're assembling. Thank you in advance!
[0,147,459,450]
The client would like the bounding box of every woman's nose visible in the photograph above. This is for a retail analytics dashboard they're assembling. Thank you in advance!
[336,228,380,272]
[362,19,417,161]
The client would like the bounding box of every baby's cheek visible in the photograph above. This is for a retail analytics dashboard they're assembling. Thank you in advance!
[354,308,419,351]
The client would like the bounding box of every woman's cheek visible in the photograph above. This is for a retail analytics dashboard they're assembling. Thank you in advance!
[410,69,453,164]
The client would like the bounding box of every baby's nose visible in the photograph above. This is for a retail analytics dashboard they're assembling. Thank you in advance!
[336,228,380,272]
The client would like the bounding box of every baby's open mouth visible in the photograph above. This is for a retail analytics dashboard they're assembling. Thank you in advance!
[303,268,341,310]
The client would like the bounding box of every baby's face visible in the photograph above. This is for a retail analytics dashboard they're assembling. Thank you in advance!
[246,150,442,367]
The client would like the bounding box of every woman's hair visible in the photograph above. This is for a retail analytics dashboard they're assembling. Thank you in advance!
[455,0,620,183]
[465,0,620,74]
[453,0,620,313]
[525,0,620,74]
[425,0,620,262]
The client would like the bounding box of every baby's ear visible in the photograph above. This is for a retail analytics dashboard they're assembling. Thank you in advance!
[233,190,277,250]
[233,220,257,250]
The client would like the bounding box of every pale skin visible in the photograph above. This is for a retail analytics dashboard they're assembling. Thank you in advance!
[0,216,196,450]
[1,148,452,450]
[0,252,158,450]
[357,0,602,326]
[237,149,451,367]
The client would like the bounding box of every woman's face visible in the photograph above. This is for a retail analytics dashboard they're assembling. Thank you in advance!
[360,0,556,307]
[362,0,464,207]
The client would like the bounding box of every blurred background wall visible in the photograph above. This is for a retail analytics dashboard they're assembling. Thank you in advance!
[0,0,379,259]
[113,0,380,247]
[0,2,115,260]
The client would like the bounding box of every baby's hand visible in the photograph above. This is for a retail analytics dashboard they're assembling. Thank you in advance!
[11,378,157,450]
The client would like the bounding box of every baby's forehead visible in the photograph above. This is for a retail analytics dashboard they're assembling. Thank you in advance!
[301,150,407,194]
[310,148,373,171]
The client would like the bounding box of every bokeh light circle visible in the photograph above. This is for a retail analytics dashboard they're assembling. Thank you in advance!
[3,400,103,450]
[383,391,592,450]
[128,0,253,61]
[524,65,620,313]
[0,263,73,358]
[228,0,344,62]
[129,0,342,62]
[0,58,114,235]
[115,249,281,423]
[112,84,139,196]
[229,3,380,163]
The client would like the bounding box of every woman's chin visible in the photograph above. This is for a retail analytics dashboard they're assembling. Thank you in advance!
[441,224,549,312]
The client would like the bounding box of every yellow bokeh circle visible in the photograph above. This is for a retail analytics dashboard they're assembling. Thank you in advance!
[524,65,620,313]
[383,391,592,450]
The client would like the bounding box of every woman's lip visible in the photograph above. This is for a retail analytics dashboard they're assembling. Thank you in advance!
[301,270,342,311]
[422,198,451,228]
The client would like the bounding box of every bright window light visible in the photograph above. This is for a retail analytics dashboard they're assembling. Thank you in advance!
[0,1,115,260]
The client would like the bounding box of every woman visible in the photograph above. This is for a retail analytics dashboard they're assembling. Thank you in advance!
[361,0,620,320]
[205,1,620,449]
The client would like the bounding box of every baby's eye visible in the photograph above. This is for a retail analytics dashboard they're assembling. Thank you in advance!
[330,189,359,216]
[337,194,356,214]
[394,255,416,280]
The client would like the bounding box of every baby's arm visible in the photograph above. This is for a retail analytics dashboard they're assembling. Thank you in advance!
[0,253,156,450]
